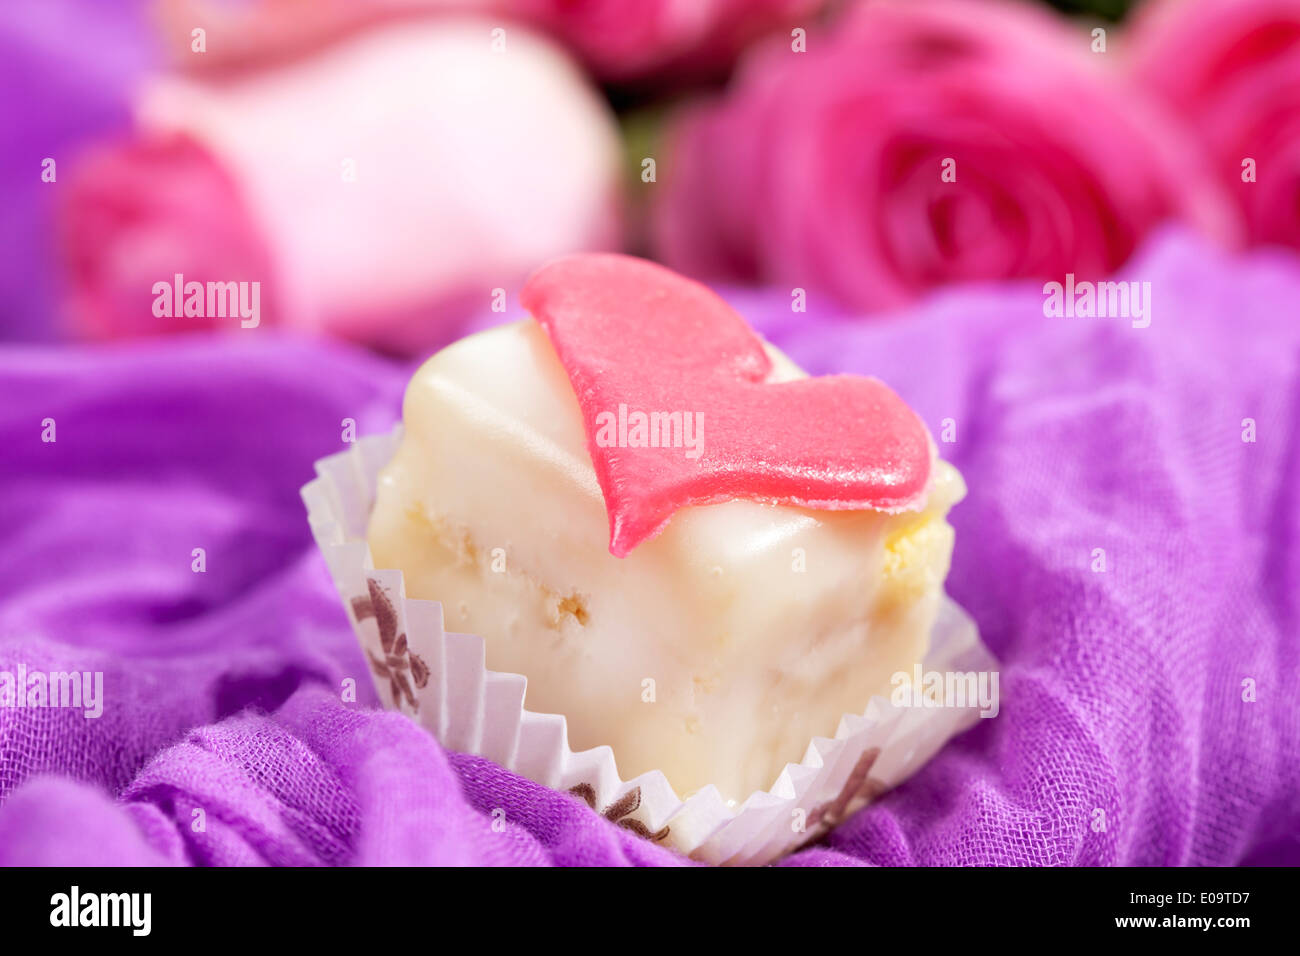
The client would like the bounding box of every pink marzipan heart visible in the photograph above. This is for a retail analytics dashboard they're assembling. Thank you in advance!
[521,254,933,557]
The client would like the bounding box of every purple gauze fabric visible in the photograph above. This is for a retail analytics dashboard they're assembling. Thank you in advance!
[0,229,1297,866]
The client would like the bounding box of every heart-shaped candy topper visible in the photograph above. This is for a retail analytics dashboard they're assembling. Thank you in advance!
[522,254,932,557]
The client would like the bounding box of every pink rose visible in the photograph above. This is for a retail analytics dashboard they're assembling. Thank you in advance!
[154,0,483,74]
[1126,0,1300,251]
[62,134,277,340]
[157,0,822,84]
[61,17,622,353]
[652,0,1238,312]
[516,0,823,83]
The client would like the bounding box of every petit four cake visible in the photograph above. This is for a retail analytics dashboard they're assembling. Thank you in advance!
[367,254,964,802]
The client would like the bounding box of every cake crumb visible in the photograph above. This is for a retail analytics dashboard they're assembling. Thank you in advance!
[693,673,720,694]
[556,593,590,626]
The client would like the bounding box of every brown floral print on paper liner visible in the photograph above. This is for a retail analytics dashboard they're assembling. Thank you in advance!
[570,784,670,842]
[806,746,885,831]
[352,578,430,712]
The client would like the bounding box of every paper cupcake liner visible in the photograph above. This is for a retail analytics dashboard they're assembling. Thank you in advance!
[302,426,997,866]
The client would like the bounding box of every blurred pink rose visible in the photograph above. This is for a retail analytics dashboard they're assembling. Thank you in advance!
[652,0,1238,312]
[516,0,823,83]
[156,0,483,74]
[61,17,622,353]
[62,134,277,340]
[1127,0,1300,251]
[158,0,821,84]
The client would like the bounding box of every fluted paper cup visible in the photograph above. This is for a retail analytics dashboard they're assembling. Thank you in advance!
[302,427,997,865]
